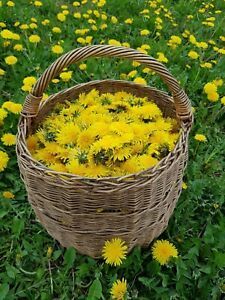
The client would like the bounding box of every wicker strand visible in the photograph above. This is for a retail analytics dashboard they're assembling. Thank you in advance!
[21,94,43,117]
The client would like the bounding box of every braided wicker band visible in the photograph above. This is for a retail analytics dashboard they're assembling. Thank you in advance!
[17,45,193,258]
[21,45,193,121]
[22,94,43,117]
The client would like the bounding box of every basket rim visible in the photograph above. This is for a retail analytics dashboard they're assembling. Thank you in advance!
[17,80,192,183]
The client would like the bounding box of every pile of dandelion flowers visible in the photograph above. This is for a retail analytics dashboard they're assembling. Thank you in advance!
[27,90,180,178]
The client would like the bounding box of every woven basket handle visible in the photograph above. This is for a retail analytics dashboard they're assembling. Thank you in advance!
[22,45,192,122]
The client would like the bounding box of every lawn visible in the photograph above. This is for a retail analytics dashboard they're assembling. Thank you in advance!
[0,0,225,299]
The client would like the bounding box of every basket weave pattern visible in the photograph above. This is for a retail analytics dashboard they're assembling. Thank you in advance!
[17,45,193,258]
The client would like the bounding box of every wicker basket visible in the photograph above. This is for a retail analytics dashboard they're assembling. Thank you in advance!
[17,45,193,258]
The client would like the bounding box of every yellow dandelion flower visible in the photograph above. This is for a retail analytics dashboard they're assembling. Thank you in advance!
[152,240,178,265]
[23,76,36,86]
[140,29,150,36]
[133,77,147,86]
[112,147,132,162]
[0,29,19,40]
[73,1,80,7]
[0,21,6,27]
[203,82,217,94]
[20,24,29,30]
[137,47,148,54]
[0,108,8,122]
[142,103,162,119]
[34,1,42,6]
[52,27,61,33]
[131,141,144,155]
[130,124,148,141]
[62,10,69,16]
[97,135,122,150]
[213,79,223,87]
[52,45,64,54]
[110,278,127,300]
[0,68,5,76]
[47,246,53,258]
[3,41,11,47]
[147,143,160,156]
[88,122,110,137]
[102,238,128,266]
[77,37,86,44]
[3,191,15,199]
[108,39,121,46]
[168,133,180,151]
[157,52,168,63]
[21,84,33,92]
[79,63,87,71]
[125,18,133,24]
[207,92,219,102]
[127,70,137,78]
[1,133,16,146]
[200,62,212,69]
[0,150,9,172]
[52,78,60,83]
[138,154,158,170]
[66,159,86,176]
[168,35,182,46]
[188,50,199,59]
[194,134,207,142]
[85,36,93,44]
[77,130,95,150]
[2,101,22,114]
[109,121,132,135]
[49,162,67,173]
[44,142,61,155]
[30,23,38,29]
[56,123,80,145]
[120,156,141,174]
[33,148,56,165]
[77,112,97,127]
[21,85,31,92]
[7,1,15,7]
[14,44,23,51]
[35,129,46,144]
[149,131,171,146]
[73,12,81,19]
[26,135,39,152]
[221,96,225,105]
[154,118,173,131]
[29,35,41,43]
[5,55,17,65]
[111,16,118,24]
[122,42,130,48]
[55,147,71,162]
[142,68,151,74]
[132,61,140,67]
[120,132,134,144]
[59,71,72,81]
[84,163,108,178]
[141,44,151,50]
[57,13,66,22]
[182,182,188,189]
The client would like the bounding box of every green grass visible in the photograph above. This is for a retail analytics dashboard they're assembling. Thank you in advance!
[0,0,225,299]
